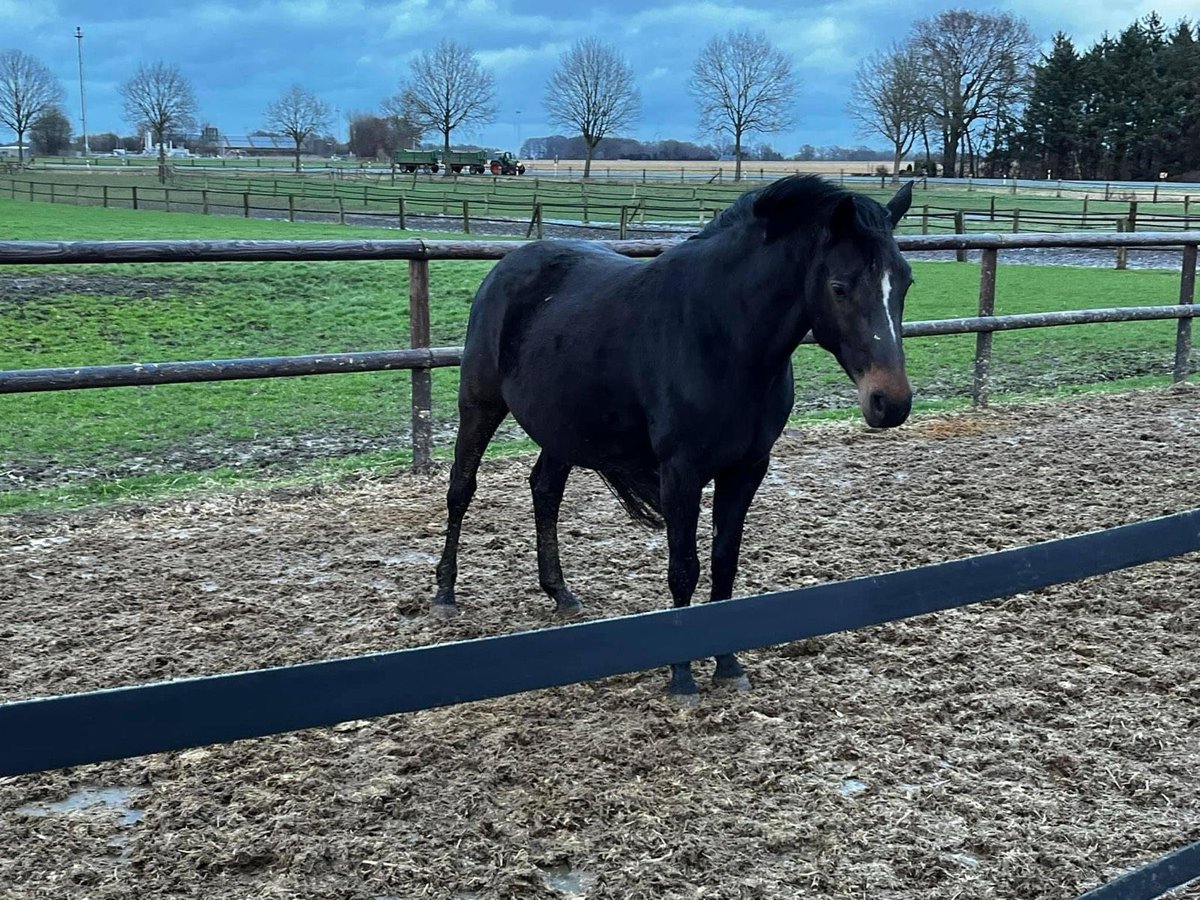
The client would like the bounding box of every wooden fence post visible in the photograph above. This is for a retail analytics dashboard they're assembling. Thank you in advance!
[132,186,138,210]
[921,206,929,235]
[972,248,999,407]
[337,197,345,225]
[164,189,171,213]
[409,258,433,472]
[102,185,108,208]
[536,203,544,239]
[1116,219,1128,270]
[619,205,628,240]
[989,196,995,221]
[954,211,966,262]
[1012,209,1021,233]
[462,199,470,233]
[1128,201,1139,232]
[243,193,250,218]
[49,183,56,204]
[398,196,406,230]
[1175,243,1197,383]
[1082,197,1088,226]
[201,189,209,215]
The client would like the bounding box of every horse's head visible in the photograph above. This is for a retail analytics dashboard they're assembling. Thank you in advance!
[807,182,914,429]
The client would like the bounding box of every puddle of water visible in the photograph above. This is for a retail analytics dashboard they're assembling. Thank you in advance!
[943,852,980,868]
[838,778,869,797]
[383,551,438,566]
[17,786,147,827]
[539,864,592,897]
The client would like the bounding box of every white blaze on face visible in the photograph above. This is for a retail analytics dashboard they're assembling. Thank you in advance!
[880,271,898,344]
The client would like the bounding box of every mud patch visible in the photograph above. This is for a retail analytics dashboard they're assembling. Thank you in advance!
[1,388,1199,899]
[0,274,197,306]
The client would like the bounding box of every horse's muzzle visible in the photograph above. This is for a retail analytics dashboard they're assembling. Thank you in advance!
[857,368,912,429]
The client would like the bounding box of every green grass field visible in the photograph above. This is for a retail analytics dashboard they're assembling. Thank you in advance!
[0,196,1192,513]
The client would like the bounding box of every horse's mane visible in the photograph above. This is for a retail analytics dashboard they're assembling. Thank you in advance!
[689,174,892,241]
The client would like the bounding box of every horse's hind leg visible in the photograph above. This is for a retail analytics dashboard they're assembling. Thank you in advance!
[708,457,770,690]
[529,452,582,616]
[432,398,508,616]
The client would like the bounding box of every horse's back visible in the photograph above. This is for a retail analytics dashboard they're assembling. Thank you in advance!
[463,240,641,378]
[459,240,657,467]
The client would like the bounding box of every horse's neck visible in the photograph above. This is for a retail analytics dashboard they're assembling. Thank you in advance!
[683,239,813,373]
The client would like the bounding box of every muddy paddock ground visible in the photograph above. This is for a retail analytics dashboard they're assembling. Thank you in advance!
[1,388,1199,899]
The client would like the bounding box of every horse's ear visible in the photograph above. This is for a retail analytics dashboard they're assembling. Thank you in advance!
[887,181,914,229]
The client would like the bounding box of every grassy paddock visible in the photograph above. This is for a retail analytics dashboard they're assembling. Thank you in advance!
[0,197,1192,514]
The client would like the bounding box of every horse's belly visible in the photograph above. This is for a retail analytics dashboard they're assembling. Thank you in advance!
[504,380,651,469]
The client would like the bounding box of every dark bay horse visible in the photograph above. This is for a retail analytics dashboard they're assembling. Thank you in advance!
[433,175,915,697]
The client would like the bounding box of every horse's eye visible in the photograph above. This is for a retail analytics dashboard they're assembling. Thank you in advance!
[830,282,848,298]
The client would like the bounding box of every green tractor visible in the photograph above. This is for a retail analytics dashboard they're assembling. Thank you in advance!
[489,152,526,176]
[442,150,526,175]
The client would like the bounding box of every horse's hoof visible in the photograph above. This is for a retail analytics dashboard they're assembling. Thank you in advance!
[669,691,700,708]
[713,673,753,692]
[554,598,584,618]
[430,602,459,620]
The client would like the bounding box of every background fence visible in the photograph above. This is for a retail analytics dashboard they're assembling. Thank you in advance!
[0,231,1196,469]
[8,172,1200,238]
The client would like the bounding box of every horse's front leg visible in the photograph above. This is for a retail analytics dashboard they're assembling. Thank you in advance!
[709,457,770,690]
[659,464,703,700]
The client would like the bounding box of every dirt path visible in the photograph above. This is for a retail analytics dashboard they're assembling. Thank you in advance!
[1,388,1198,899]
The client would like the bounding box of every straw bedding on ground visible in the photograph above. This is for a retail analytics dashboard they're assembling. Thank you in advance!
[1,387,1198,899]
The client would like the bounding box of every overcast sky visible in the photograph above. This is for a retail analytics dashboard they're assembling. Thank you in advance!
[3,0,1194,153]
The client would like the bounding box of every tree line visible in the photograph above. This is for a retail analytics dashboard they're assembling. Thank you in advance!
[6,9,1195,184]
[848,8,1200,183]
[1,28,801,182]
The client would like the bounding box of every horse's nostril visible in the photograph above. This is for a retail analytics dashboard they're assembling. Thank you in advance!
[870,390,886,419]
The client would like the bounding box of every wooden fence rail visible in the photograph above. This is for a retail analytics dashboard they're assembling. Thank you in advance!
[12,174,1200,236]
[0,232,1196,468]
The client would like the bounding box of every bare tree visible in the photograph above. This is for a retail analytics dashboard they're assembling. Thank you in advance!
[544,38,640,179]
[910,10,1038,178]
[0,50,64,164]
[392,40,495,172]
[119,61,198,183]
[689,30,797,180]
[265,85,333,173]
[848,44,925,184]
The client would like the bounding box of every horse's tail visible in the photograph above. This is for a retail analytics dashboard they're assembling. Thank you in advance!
[597,468,665,529]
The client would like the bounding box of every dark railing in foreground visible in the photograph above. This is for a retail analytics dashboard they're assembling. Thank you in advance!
[0,232,1196,469]
[1,508,1199,899]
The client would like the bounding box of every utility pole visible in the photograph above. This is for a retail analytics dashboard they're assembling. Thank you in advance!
[74,26,89,155]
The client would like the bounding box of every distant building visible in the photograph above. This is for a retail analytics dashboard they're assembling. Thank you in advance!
[187,128,332,158]
[0,145,22,159]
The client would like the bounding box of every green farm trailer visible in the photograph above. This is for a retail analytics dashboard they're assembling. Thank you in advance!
[392,149,440,174]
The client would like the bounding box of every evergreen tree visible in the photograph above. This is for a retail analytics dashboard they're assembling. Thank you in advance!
[1021,33,1084,178]
[1159,20,1200,176]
